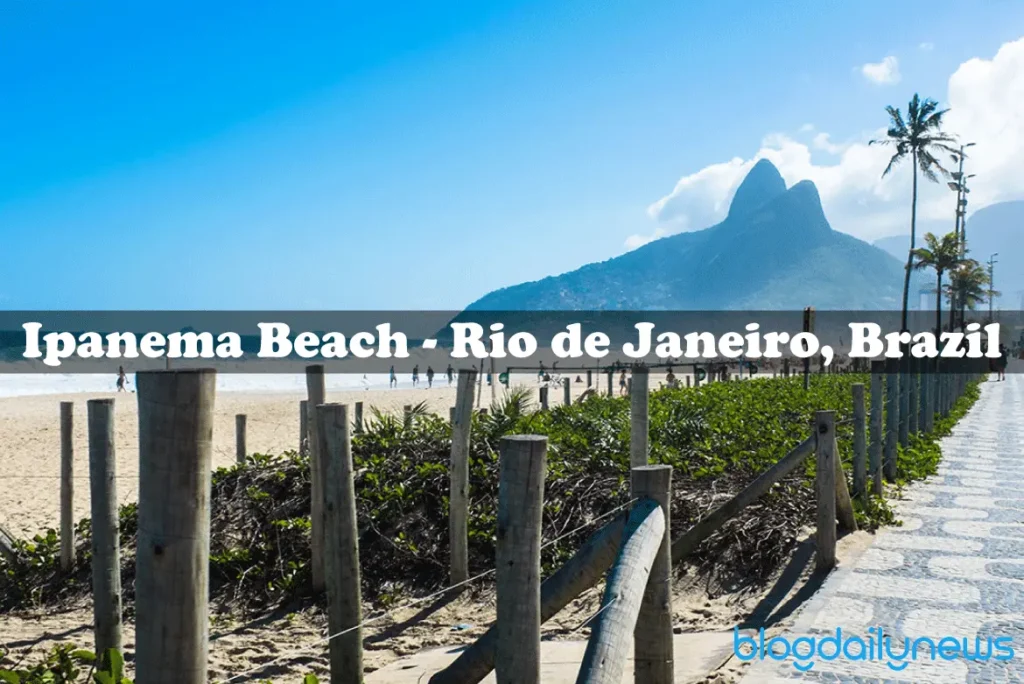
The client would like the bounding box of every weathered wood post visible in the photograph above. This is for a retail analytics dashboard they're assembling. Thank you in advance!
[852,383,867,500]
[306,364,327,593]
[632,465,673,684]
[833,438,858,534]
[815,410,837,572]
[869,362,883,496]
[495,436,546,684]
[563,377,571,406]
[403,404,413,429]
[354,401,364,434]
[235,414,246,465]
[630,366,649,468]
[449,406,456,424]
[898,356,910,448]
[607,369,614,396]
[490,357,497,404]
[299,400,308,458]
[87,399,121,665]
[909,357,919,435]
[135,369,215,683]
[587,369,593,387]
[539,386,549,411]
[686,375,691,387]
[450,369,476,585]
[59,401,74,572]
[884,360,899,482]
[576,498,664,684]
[317,404,363,683]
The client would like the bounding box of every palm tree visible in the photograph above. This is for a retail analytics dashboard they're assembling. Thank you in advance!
[912,231,962,335]
[871,94,959,331]
[945,259,999,324]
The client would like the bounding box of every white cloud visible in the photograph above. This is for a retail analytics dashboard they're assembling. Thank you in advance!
[920,42,935,51]
[861,56,902,85]
[624,226,668,250]
[640,36,1024,247]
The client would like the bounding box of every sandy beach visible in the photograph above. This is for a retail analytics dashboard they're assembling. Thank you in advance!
[0,383,466,539]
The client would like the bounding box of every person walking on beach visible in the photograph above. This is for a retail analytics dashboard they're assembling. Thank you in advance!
[412,365,420,387]
[116,366,128,392]
[619,369,628,396]
[389,365,397,388]
[996,344,1008,382]
[446,364,454,386]
[426,366,435,388]
[538,361,545,382]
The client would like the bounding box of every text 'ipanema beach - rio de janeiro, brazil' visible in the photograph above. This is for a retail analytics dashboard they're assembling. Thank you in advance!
[20,320,1002,368]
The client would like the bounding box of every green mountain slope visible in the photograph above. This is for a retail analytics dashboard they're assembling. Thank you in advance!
[468,159,908,310]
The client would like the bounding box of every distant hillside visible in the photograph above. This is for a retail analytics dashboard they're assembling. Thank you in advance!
[875,200,1024,309]
[469,159,910,311]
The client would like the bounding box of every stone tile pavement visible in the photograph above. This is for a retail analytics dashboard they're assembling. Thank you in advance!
[739,373,1024,683]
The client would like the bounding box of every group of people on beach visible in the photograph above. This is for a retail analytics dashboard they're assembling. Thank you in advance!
[388,364,455,389]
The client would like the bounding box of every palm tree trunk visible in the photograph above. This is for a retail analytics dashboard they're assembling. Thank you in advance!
[948,286,956,331]
[936,272,943,336]
[901,152,918,332]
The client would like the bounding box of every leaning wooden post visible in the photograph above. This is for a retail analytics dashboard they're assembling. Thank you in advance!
[235,414,246,465]
[495,436,546,684]
[135,370,215,683]
[852,384,867,501]
[354,401,364,434]
[450,370,476,585]
[299,400,309,458]
[833,438,858,534]
[884,360,899,482]
[815,410,837,572]
[306,365,327,593]
[632,465,673,684]
[563,377,571,406]
[317,404,363,683]
[576,498,664,684]
[87,399,121,666]
[869,362,883,496]
[629,366,649,468]
[59,401,74,572]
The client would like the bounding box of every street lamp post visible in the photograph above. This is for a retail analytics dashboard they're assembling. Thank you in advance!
[947,142,976,329]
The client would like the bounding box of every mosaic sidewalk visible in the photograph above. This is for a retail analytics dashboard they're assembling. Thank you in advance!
[740,373,1024,683]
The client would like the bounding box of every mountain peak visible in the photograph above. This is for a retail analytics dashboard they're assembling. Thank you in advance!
[728,159,787,219]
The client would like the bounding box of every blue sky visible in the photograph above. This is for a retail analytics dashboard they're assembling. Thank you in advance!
[1,0,1021,309]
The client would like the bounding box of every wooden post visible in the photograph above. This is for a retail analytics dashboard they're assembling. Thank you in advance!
[833,439,858,534]
[135,369,215,683]
[403,404,413,429]
[607,370,613,396]
[909,357,919,435]
[87,399,121,665]
[235,414,246,465]
[815,411,837,572]
[686,376,691,387]
[884,361,898,482]
[317,404,363,683]
[59,401,74,572]
[563,377,571,406]
[490,357,497,404]
[631,465,673,684]
[450,370,476,585]
[575,499,664,684]
[852,383,867,501]
[587,369,592,387]
[306,365,327,593]
[449,406,456,424]
[539,386,549,411]
[354,401,364,434]
[299,400,308,458]
[869,362,883,496]
[629,366,649,469]
[431,512,629,684]
[495,436,546,684]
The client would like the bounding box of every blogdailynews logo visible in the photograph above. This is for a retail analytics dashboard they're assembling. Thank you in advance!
[734,627,1015,672]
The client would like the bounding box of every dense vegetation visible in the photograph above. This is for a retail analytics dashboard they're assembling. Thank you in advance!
[1,373,984,681]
